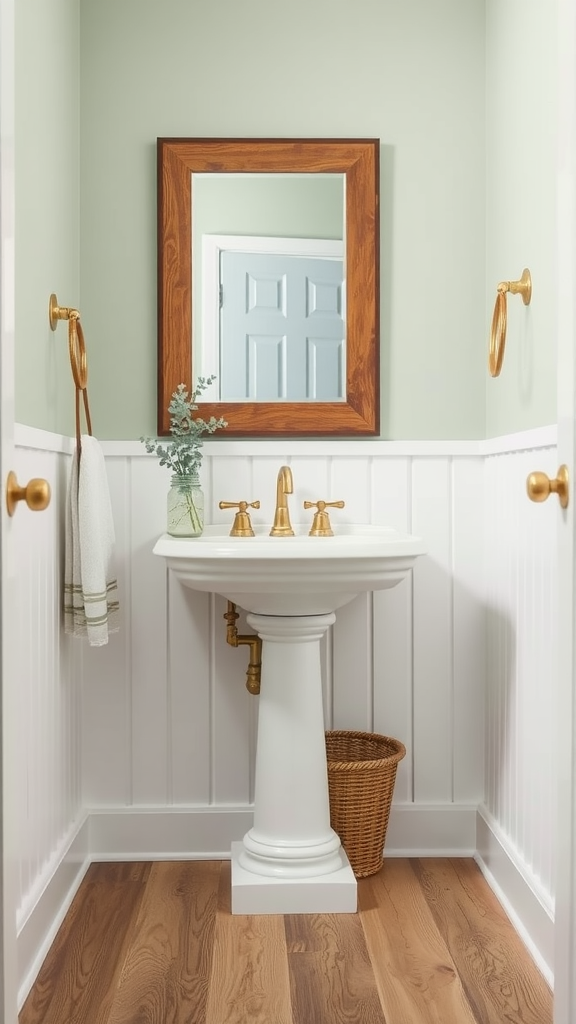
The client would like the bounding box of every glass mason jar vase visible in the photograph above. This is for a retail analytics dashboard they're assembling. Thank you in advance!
[167,472,204,537]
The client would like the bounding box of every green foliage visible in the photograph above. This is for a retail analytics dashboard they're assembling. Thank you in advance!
[140,377,227,476]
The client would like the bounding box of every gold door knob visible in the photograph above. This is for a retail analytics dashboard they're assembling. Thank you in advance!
[6,471,51,517]
[526,464,569,509]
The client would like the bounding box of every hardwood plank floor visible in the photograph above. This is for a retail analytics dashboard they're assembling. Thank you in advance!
[360,860,479,1023]
[19,858,552,1024]
[204,863,292,1024]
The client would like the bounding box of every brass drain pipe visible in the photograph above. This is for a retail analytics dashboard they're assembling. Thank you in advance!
[224,601,261,695]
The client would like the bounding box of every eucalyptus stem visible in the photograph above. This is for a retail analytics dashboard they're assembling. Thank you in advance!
[140,376,227,480]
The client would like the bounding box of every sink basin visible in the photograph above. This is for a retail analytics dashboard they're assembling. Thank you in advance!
[153,523,426,616]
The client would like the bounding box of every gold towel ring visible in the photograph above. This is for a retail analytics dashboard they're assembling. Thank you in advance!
[68,314,88,391]
[488,269,532,377]
[49,293,93,449]
[49,293,88,390]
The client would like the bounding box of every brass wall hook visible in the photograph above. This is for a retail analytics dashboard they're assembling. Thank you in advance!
[489,268,532,377]
[502,268,532,306]
[49,293,80,331]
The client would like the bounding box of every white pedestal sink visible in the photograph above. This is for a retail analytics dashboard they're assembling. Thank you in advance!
[154,524,425,914]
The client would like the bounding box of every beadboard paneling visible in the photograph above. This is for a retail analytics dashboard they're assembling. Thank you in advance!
[482,443,557,907]
[79,447,487,825]
[12,443,83,927]
[412,458,454,802]
[81,457,131,806]
[452,458,485,803]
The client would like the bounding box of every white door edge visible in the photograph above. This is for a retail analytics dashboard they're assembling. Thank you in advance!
[553,0,576,1020]
[0,0,18,1018]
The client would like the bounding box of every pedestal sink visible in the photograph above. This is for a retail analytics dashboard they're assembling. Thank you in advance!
[154,523,426,913]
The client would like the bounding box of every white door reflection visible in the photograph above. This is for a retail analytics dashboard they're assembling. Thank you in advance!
[200,235,345,401]
[220,248,344,401]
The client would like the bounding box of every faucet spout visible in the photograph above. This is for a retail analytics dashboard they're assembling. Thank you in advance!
[270,465,294,536]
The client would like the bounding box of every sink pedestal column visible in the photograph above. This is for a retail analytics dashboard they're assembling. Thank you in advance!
[231,612,357,914]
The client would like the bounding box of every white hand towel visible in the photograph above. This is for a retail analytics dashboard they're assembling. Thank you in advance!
[64,434,119,645]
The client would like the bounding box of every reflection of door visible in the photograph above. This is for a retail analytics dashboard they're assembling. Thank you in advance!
[200,234,345,401]
[219,251,344,401]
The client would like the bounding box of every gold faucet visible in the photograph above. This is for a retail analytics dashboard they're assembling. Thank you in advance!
[270,465,294,536]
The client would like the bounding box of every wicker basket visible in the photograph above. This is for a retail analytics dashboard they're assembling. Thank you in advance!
[325,730,406,878]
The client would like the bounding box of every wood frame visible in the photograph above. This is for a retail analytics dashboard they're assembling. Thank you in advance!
[157,138,380,436]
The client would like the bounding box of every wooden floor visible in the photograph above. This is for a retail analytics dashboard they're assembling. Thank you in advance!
[19,858,552,1024]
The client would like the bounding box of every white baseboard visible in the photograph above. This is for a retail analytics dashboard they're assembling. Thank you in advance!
[17,815,91,1010]
[475,808,554,986]
[86,802,478,861]
[384,802,477,856]
[87,805,255,860]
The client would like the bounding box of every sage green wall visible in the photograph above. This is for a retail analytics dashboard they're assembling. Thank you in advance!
[15,0,80,436]
[78,0,486,440]
[15,1,559,440]
[485,0,557,437]
[193,175,344,242]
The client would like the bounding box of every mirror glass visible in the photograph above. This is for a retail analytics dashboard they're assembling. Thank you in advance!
[158,138,379,436]
[192,173,346,403]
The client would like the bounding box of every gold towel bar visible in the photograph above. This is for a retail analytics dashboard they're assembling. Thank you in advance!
[488,269,532,377]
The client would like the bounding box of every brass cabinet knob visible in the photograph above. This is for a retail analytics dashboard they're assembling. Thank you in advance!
[6,471,51,517]
[526,464,569,509]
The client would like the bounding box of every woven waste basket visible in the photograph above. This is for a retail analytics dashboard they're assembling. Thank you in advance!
[325,730,406,878]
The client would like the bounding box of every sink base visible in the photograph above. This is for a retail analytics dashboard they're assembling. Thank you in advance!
[231,842,357,914]
[243,613,342,879]
[230,611,358,914]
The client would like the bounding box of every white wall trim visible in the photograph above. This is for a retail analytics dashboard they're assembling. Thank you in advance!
[62,432,558,459]
[475,808,554,986]
[17,815,90,1011]
[481,424,557,455]
[15,421,557,459]
[99,438,487,458]
[14,422,73,454]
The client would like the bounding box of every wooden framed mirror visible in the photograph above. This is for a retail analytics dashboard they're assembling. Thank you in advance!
[157,138,379,436]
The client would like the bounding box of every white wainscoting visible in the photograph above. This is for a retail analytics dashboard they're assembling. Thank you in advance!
[81,439,486,852]
[12,427,88,1005]
[12,425,558,1001]
[478,434,558,983]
